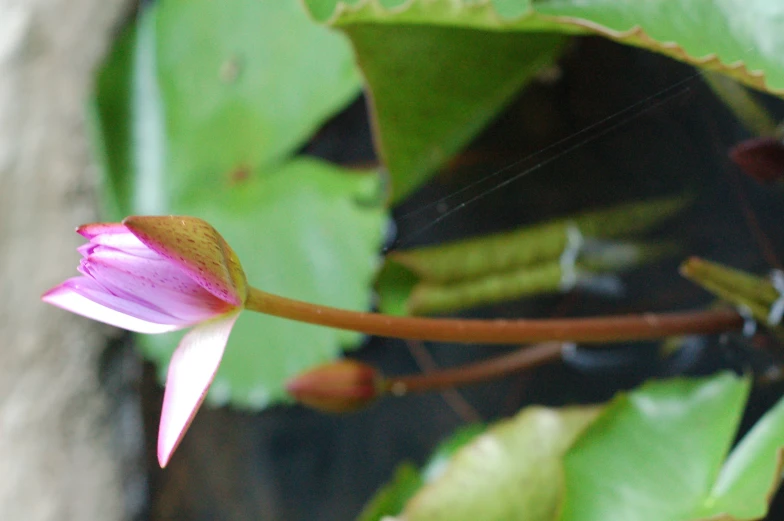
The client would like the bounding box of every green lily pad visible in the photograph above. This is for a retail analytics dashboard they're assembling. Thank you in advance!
[302,0,784,199]
[305,0,784,96]
[399,406,601,521]
[693,393,784,519]
[357,463,423,521]
[343,25,565,201]
[139,158,386,408]
[558,372,780,521]
[91,0,362,216]
[155,0,361,196]
[363,375,783,521]
[358,423,486,521]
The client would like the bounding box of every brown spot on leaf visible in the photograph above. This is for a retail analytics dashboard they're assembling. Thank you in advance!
[229,165,251,185]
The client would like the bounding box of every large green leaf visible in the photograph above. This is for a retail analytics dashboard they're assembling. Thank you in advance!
[692,394,784,520]
[343,25,564,201]
[154,0,361,198]
[305,0,784,96]
[558,372,782,521]
[399,406,601,521]
[91,0,362,216]
[358,423,486,521]
[139,158,386,407]
[358,463,424,521]
[303,0,784,199]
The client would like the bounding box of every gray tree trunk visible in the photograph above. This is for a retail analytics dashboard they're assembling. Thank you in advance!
[0,0,139,519]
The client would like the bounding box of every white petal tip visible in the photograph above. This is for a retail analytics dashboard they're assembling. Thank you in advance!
[156,311,240,468]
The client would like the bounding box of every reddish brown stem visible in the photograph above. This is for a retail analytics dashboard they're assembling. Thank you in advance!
[385,342,564,395]
[246,287,743,344]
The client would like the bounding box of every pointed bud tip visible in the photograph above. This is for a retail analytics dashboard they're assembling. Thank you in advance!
[679,256,701,272]
[122,216,247,307]
[729,137,784,184]
[158,453,170,469]
[286,360,381,414]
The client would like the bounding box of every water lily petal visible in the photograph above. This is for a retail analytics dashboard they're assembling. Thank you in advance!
[42,278,185,333]
[157,311,241,467]
[77,222,127,239]
[84,248,212,298]
[78,224,160,259]
[82,255,231,322]
[123,216,247,306]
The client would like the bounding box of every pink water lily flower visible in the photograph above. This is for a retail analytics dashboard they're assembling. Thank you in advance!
[42,216,247,468]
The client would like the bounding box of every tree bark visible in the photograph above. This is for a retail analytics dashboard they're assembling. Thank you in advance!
[0,0,136,519]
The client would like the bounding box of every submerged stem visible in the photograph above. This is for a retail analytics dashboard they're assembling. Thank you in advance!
[246,287,742,344]
[384,342,564,395]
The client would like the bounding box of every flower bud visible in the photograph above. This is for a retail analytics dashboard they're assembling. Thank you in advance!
[729,137,784,184]
[286,360,381,413]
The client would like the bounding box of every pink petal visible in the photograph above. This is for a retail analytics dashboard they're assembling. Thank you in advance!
[82,255,231,322]
[78,225,160,259]
[123,216,247,306]
[77,222,127,239]
[42,278,186,333]
[157,311,240,467]
[85,247,199,292]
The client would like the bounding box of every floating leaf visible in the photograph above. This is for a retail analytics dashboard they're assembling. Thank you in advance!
[397,406,601,521]
[305,0,784,96]
[692,393,784,520]
[358,424,485,521]
[559,372,779,521]
[342,22,565,200]
[92,0,362,215]
[154,0,361,193]
[421,423,487,482]
[364,375,783,521]
[303,0,784,198]
[358,463,423,521]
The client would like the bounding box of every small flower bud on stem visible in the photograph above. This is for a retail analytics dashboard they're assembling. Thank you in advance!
[286,360,381,413]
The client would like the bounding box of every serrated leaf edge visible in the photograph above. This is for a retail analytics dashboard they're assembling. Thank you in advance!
[312,0,781,96]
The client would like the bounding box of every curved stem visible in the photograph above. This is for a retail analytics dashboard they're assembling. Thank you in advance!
[246,287,743,344]
[384,342,564,395]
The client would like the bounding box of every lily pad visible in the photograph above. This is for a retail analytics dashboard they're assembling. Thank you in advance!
[343,24,565,200]
[363,374,783,521]
[139,158,386,408]
[398,406,601,521]
[692,392,784,519]
[558,372,782,521]
[358,423,486,521]
[357,463,423,521]
[154,0,362,196]
[305,0,784,96]
[303,0,784,199]
[91,0,362,216]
